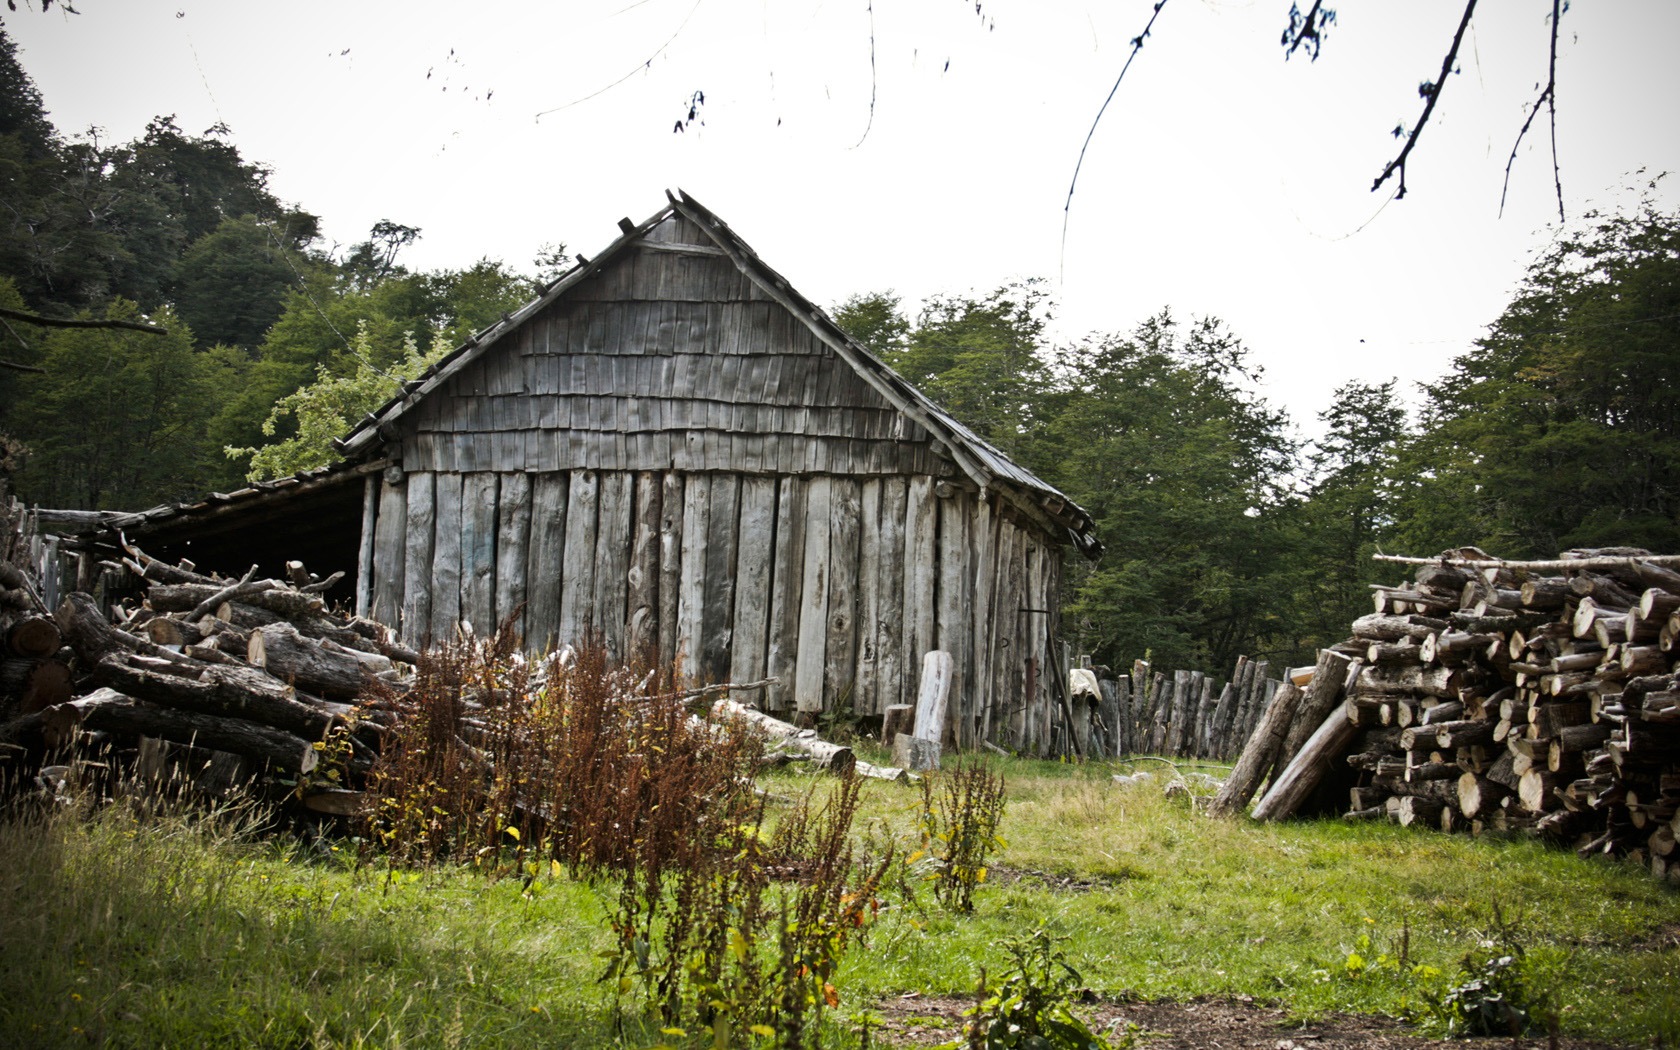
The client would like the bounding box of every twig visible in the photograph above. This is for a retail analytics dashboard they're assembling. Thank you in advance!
[1498,0,1564,221]
[0,305,166,335]
[1372,0,1478,199]
[1282,0,1332,61]
[301,570,346,594]
[1061,0,1170,277]
[533,0,707,121]
[851,0,876,149]
[656,677,779,704]
[184,565,264,622]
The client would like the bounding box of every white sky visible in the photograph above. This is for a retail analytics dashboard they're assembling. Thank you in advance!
[10,1,1680,439]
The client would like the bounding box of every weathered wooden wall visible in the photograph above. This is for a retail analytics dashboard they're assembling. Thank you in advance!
[361,212,1072,750]
[369,467,1061,749]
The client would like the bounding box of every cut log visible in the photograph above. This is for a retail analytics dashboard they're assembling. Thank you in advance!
[910,650,953,746]
[6,616,61,659]
[880,704,914,747]
[1276,649,1355,772]
[3,687,319,773]
[248,623,377,703]
[712,698,856,776]
[1206,680,1303,818]
[1355,664,1463,699]
[1251,699,1362,822]
[92,655,334,739]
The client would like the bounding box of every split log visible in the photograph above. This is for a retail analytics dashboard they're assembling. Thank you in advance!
[1206,680,1303,818]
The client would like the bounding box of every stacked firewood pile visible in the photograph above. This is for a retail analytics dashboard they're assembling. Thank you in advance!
[0,544,419,808]
[0,481,73,725]
[1224,547,1680,881]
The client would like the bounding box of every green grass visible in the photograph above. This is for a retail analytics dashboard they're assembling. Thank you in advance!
[4,758,1677,1048]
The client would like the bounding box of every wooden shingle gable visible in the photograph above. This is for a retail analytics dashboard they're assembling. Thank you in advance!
[335,190,1099,556]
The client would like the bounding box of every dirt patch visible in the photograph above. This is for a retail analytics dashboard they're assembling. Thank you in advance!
[866,992,1633,1049]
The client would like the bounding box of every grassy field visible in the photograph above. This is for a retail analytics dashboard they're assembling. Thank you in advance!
[2,754,1676,1049]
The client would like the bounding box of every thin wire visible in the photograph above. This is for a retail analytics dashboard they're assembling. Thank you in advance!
[534,0,707,121]
[260,219,397,381]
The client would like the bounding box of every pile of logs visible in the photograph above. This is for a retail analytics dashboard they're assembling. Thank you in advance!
[1225,546,1680,881]
[0,545,419,807]
[0,539,901,811]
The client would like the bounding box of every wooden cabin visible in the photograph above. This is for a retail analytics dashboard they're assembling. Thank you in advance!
[102,192,1100,753]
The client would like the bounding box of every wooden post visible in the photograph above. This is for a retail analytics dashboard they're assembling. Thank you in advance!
[904,649,953,770]
[356,475,377,619]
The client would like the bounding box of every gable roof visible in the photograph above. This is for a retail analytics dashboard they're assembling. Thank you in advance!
[336,190,1098,557]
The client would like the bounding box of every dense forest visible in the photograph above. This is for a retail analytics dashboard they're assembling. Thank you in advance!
[0,25,1674,678]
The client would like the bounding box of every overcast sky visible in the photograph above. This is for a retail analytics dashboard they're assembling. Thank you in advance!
[10,1,1679,438]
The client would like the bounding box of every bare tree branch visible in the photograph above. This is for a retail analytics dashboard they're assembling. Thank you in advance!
[851,0,876,149]
[0,306,166,335]
[1372,0,1478,199]
[1499,0,1564,221]
[1282,0,1334,61]
[1062,0,1171,273]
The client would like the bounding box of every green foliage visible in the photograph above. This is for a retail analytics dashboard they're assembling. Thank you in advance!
[1422,906,1552,1039]
[847,282,1058,470]
[1051,313,1299,672]
[10,301,234,509]
[942,927,1129,1050]
[210,255,535,464]
[912,762,1008,913]
[1399,199,1680,556]
[1285,379,1415,654]
[173,213,320,349]
[226,322,445,481]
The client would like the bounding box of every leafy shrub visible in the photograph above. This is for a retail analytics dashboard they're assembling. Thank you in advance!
[912,761,1007,913]
[364,633,890,1045]
[943,927,1131,1050]
[1424,906,1552,1039]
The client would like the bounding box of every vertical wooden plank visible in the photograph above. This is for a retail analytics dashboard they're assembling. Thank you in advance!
[371,476,407,630]
[874,477,907,716]
[594,471,634,660]
[852,479,882,715]
[676,474,711,680]
[401,471,435,647]
[902,476,937,713]
[430,473,464,643]
[525,473,569,653]
[701,473,740,681]
[935,490,971,747]
[356,476,377,619]
[985,519,1019,746]
[1027,535,1051,754]
[559,469,599,646]
[459,473,498,637]
[626,471,662,662]
[729,476,776,687]
[494,472,531,644]
[794,475,833,712]
[657,472,686,672]
[763,476,807,712]
[968,494,996,744]
[823,477,862,713]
